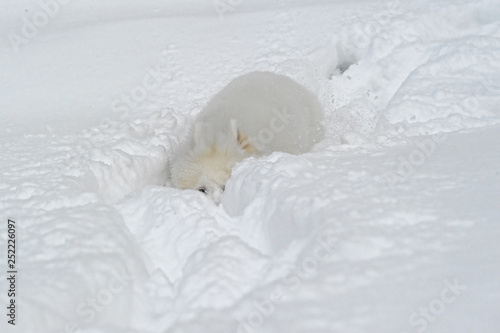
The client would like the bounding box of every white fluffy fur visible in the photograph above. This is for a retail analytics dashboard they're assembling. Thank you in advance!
[170,71,323,203]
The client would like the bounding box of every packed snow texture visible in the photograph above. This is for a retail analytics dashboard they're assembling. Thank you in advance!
[1,0,499,332]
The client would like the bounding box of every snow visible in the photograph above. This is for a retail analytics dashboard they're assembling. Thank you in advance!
[1,0,499,332]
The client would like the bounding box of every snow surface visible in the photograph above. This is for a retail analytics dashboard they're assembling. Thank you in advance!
[1,0,499,332]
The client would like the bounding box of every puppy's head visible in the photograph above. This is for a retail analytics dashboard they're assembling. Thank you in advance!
[170,119,256,204]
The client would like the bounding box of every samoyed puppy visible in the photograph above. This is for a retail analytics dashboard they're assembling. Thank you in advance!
[170,71,323,203]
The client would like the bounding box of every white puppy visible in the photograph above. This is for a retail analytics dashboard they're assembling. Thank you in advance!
[170,71,323,203]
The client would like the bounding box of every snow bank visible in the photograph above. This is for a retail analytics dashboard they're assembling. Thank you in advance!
[1,0,499,332]
[318,0,500,141]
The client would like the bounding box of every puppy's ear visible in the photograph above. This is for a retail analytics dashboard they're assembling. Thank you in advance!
[232,121,257,154]
[193,122,204,147]
[229,119,238,140]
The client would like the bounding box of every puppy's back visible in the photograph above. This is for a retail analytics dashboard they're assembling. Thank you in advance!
[198,71,323,155]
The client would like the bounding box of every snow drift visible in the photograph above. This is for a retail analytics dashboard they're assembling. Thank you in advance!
[1,0,499,333]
